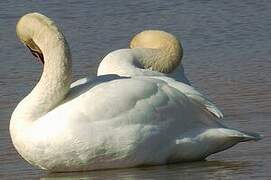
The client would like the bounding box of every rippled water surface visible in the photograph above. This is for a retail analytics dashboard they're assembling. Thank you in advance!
[0,1,270,179]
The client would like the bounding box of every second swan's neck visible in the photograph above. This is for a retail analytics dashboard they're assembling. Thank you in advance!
[12,13,72,123]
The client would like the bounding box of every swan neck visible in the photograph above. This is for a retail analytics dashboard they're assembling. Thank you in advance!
[33,34,72,117]
[12,16,72,123]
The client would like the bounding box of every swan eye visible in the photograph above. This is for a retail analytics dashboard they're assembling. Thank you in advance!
[26,45,44,64]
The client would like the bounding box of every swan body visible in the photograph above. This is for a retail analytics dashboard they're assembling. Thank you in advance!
[10,13,260,172]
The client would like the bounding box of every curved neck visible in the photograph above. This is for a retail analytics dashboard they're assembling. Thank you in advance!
[12,15,72,123]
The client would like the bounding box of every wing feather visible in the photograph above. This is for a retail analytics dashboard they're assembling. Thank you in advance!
[146,76,223,118]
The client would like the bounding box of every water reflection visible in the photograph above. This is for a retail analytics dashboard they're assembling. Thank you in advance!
[41,160,251,179]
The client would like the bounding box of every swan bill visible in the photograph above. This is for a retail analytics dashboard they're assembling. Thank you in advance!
[26,45,44,64]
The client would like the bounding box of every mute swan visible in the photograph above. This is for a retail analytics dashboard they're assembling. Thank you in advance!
[10,12,261,172]
[98,30,191,84]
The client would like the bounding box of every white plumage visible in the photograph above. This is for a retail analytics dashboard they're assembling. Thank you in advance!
[10,12,260,172]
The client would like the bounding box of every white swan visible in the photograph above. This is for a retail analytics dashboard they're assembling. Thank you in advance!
[10,12,261,172]
[97,30,224,118]
[97,30,190,84]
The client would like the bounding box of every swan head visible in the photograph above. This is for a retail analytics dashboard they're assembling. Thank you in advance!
[129,30,183,73]
[16,12,64,65]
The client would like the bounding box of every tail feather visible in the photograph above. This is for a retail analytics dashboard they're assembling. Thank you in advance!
[236,130,263,142]
[197,128,262,155]
[170,128,262,162]
[202,128,263,142]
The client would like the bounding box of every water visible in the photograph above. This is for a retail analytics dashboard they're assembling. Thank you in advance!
[0,1,270,179]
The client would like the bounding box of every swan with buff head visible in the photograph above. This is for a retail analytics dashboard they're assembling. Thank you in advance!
[98,29,190,84]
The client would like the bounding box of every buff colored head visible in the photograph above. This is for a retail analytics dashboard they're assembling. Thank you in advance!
[130,30,181,51]
[130,30,183,73]
[16,12,64,64]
